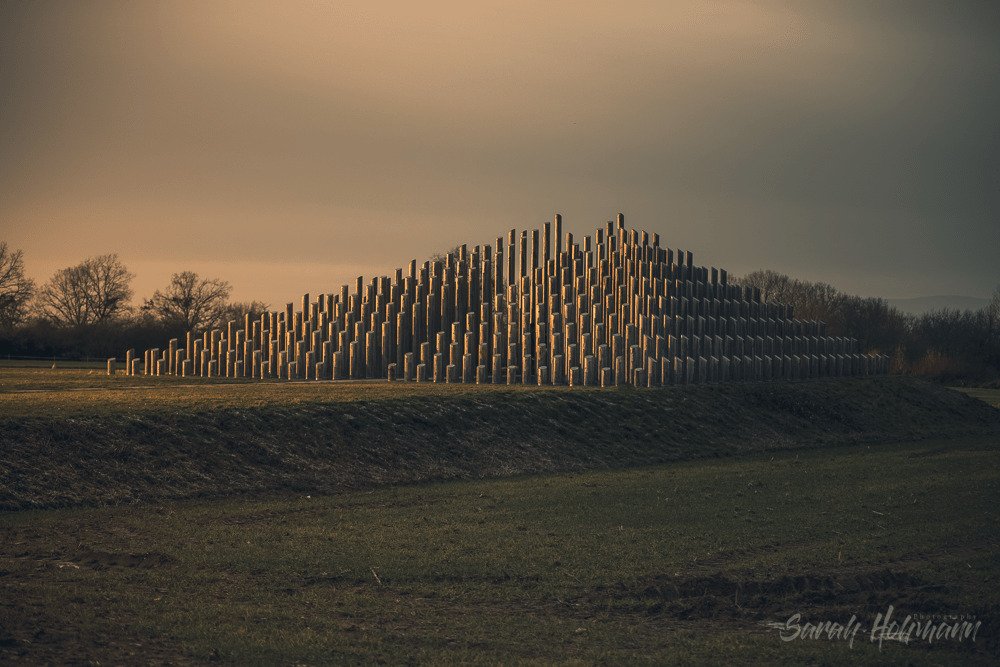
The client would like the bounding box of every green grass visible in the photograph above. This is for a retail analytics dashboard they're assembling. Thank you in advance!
[0,364,265,392]
[956,387,1000,409]
[3,373,998,512]
[1,370,997,662]
[0,358,109,369]
[2,435,998,664]
[0,366,566,417]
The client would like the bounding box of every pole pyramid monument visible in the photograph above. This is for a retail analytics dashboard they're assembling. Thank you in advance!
[122,213,888,386]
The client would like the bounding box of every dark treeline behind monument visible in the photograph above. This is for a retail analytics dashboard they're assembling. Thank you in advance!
[1,241,997,384]
[738,270,1000,385]
[0,242,267,361]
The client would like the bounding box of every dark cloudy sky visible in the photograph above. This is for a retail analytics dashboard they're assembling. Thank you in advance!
[2,1,998,306]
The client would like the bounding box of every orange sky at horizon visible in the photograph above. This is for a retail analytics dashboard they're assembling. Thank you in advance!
[3,1,998,306]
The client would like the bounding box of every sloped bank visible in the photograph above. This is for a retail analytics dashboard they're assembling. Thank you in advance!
[1,377,997,511]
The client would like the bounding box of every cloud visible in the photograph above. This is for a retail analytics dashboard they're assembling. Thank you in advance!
[2,1,998,305]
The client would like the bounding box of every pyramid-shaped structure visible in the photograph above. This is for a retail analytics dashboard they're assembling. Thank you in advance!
[124,213,888,385]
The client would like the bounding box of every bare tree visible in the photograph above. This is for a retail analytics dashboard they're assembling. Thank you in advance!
[429,245,462,264]
[216,300,270,327]
[83,254,134,322]
[738,269,792,303]
[737,269,905,353]
[143,271,232,331]
[36,265,88,326]
[988,285,1000,328]
[0,242,35,328]
[36,254,133,326]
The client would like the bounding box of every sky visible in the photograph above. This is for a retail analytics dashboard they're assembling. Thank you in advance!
[2,1,998,307]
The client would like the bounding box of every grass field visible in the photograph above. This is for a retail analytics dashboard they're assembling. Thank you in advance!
[1,368,998,663]
[0,366,564,416]
[2,434,998,664]
[957,387,1000,409]
[3,370,998,512]
[2,365,997,415]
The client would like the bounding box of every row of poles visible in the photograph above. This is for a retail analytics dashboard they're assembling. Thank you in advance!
[112,214,889,385]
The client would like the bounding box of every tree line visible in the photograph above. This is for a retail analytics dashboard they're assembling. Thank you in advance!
[2,240,997,383]
[738,270,1000,385]
[0,242,266,359]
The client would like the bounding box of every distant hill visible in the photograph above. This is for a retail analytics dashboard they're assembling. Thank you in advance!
[887,295,990,315]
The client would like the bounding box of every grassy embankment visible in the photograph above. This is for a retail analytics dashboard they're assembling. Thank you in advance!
[1,367,998,510]
[1,367,998,663]
[1,432,998,663]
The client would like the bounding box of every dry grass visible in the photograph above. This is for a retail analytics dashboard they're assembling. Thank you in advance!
[0,366,563,417]
[2,368,998,662]
[2,374,998,511]
[2,434,998,664]
[956,387,1000,409]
